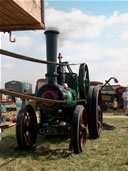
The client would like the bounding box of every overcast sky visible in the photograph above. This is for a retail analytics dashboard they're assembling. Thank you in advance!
[1,1,128,91]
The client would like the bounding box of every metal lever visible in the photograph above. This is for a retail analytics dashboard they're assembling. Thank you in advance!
[101,77,118,90]
[9,32,16,43]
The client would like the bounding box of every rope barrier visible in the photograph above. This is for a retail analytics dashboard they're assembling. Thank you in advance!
[0,89,85,104]
[0,89,67,103]
[0,49,64,66]
[0,49,81,66]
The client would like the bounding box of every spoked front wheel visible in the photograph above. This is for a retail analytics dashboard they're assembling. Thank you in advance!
[71,105,87,153]
[16,104,37,150]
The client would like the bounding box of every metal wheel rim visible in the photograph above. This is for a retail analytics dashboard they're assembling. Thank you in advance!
[79,108,87,151]
[97,90,103,135]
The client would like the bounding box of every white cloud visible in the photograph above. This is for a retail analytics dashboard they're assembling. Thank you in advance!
[105,12,128,35]
[45,8,128,42]
[2,63,14,69]
[1,33,34,51]
[46,8,106,39]
[105,33,115,38]
[1,7,128,89]
[120,31,128,40]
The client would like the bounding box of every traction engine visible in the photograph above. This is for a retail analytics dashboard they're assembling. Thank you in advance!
[16,28,103,153]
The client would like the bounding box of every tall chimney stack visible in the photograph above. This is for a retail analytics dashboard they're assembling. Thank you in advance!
[44,28,60,84]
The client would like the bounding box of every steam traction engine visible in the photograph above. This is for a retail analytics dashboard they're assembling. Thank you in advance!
[16,28,103,153]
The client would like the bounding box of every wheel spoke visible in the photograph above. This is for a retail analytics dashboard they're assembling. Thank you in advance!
[80,123,86,130]
[24,131,31,146]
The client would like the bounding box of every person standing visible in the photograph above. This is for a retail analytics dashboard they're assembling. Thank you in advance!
[122,88,128,115]
[0,104,2,124]
[113,98,118,115]
[16,97,22,114]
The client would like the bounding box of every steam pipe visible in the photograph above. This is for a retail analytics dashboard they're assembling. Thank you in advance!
[44,28,60,84]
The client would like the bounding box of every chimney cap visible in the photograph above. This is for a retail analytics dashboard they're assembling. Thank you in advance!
[44,27,60,35]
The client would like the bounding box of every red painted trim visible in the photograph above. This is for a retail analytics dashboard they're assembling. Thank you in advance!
[42,90,56,107]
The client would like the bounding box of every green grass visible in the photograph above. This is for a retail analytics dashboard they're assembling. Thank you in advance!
[1,118,128,171]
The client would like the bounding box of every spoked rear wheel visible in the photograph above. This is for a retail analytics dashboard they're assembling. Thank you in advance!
[16,104,37,150]
[87,86,103,139]
[71,105,87,153]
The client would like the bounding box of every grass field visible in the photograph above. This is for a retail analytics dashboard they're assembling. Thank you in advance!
[0,116,128,171]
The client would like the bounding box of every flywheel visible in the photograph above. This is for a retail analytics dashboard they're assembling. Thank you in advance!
[79,63,90,99]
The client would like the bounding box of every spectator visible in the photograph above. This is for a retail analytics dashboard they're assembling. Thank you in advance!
[103,102,108,112]
[0,104,2,124]
[122,88,128,115]
[113,98,118,115]
[12,96,16,103]
[24,89,27,95]
[16,98,22,114]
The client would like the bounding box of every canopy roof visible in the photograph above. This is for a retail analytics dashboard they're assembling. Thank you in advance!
[0,0,45,32]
